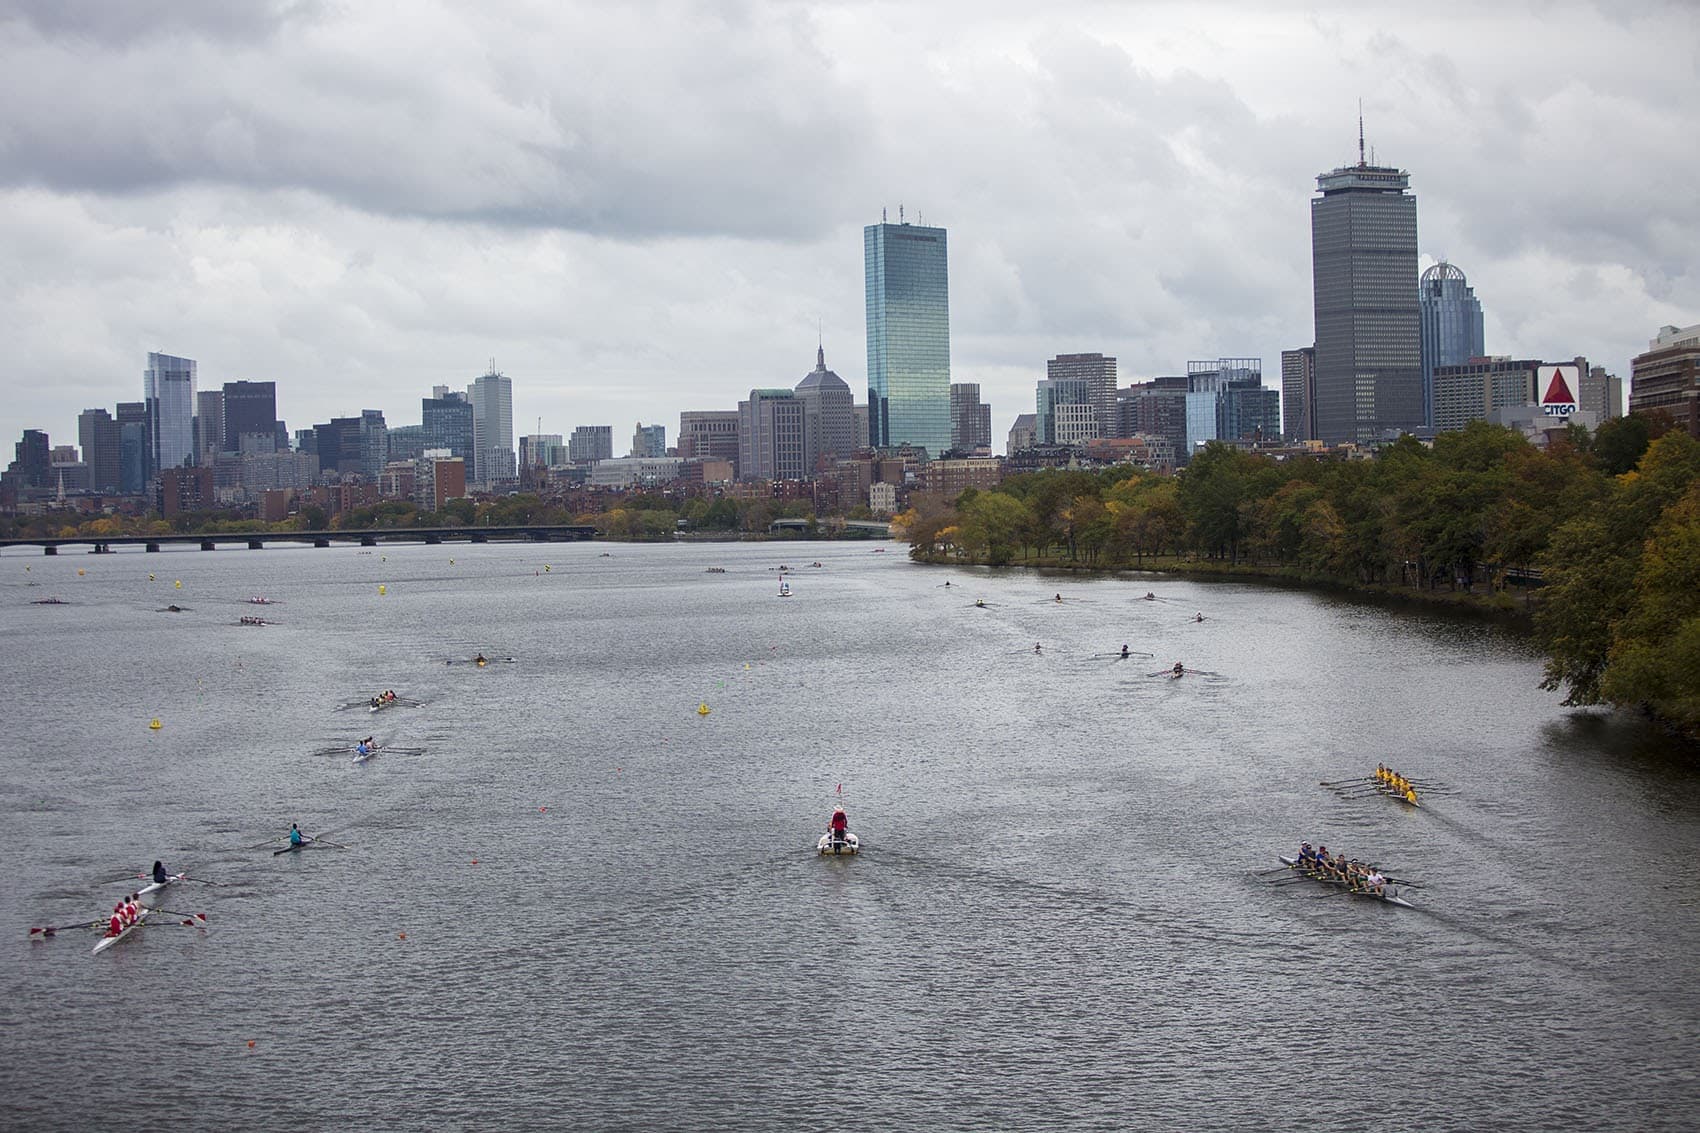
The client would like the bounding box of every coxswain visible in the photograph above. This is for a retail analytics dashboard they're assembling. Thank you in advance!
[1034,643,1043,654]
[1364,869,1386,895]
[1120,644,1130,659]
[1297,841,1315,866]
[1172,660,1184,677]
[943,581,950,587]
[828,806,849,847]
[151,860,169,886]
[474,653,487,665]
[1194,612,1205,623]
[371,696,381,708]
[289,823,304,848]
[975,600,985,608]
[1143,592,1155,600]
[1054,593,1062,603]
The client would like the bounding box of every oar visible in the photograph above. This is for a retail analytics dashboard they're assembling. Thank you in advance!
[1254,866,1293,875]
[1319,778,1372,787]
[28,919,103,937]
[309,838,349,849]
[151,910,208,922]
[179,876,223,886]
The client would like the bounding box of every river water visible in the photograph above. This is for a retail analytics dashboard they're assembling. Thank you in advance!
[2,539,1696,1130]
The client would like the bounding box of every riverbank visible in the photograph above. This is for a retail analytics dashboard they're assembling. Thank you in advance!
[908,550,1536,626]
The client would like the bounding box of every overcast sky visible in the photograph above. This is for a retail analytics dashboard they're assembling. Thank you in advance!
[3,0,1696,456]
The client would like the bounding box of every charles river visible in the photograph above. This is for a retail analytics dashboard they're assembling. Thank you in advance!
[2,538,1697,1131]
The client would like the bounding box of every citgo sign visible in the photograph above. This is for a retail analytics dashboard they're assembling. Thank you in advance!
[1539,364,1580,417]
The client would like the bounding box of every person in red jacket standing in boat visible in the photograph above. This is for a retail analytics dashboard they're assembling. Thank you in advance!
[829,807,849,847]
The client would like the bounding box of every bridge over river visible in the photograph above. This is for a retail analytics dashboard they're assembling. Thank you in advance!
[0,524,599,554]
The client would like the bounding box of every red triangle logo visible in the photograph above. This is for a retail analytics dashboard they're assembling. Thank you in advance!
[1542,370,1574,405]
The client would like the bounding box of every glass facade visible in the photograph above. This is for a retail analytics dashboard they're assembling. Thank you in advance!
[1311,164,1421,443]
[144,351,197,472]
[422,392,474,463]
[1418,263,1486,428]
[865,222,951,457]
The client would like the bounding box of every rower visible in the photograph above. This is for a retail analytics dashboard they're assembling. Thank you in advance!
[1120,645,1130,659]
[1034,643,1043,654]
[108,904,125,937]
[1194,612,1204,623]
[151,861,169,886]
[1314,846,1329,875]
[1364,869,1386,895]
[289,823,304,848]
[1054,593,1062,603]
[356,739,371,757]
[474,653,487,665]
[1297,841,1315,866]
[975,600,985,608]
[1172,660,1184,677]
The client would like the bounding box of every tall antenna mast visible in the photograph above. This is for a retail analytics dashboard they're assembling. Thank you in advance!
[1358,100,1365,166]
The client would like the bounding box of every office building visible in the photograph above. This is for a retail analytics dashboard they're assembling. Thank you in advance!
[78,408,122,493]
[865,217,951,456]
[794,346,856,471]
[678,411,742,469]
[1310,134,1422,443]
[144,351,197,472]
[1007,414,1037,455]
[360,410,388,479]
[1580,366,1623,423]
[195,389,224,462]
[1281,347,1317,442]
[631,423,667,459]
[568,425,613,463]
[1047,354,1118,438]
[520,434,566,470]
[468,367,516,485]
[222,381,278,450]
[1431,358,1540,433]
[312,417,366,479]
[387,425,425,463]
[1629,324,1700,438]
[422,391,474,465]
[1036,377,1097,445]
[116,402,151,493]
[1188,359,1279,444]
[1418,262,1486,428]
[9,429,51,489]
[739,389,806,481]
[950,383,993,455]
[416,451,467,511]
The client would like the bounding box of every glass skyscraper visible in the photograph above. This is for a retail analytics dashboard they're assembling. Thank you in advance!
[1418,262,1486,428]
[1310,149,1421,443]
[865,219,951,457]
[144,351,197,473]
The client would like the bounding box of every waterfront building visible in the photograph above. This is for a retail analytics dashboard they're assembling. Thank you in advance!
[1311,136,1421,443]
[1629,323,1700,438]
[920,457,1002,496]
[144,351,197,472]
[1418,263,1486,428]
[950,383,993,455]
[795,346,856,471]
[568,425,613,463]
[468,367,516,486]
[865,217,951,456]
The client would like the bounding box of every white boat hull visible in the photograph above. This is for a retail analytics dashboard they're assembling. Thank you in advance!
[818,832,859,856]
[92,908,148,954]
[136,873,184,899]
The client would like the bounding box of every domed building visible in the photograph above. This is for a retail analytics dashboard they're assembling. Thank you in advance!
[1419,262,1486,428]
[794,345,856,472]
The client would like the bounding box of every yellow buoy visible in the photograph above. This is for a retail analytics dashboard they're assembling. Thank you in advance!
[174,580,182,589]
[378,584,387,596]
[544,565,551,572]
[149,719,162,730]
[698,703,711,716]
[148,573,155,581]
[77,568,86,576]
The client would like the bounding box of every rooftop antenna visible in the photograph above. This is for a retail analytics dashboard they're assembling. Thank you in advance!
[882,206,887,223]
[899,203,905,224]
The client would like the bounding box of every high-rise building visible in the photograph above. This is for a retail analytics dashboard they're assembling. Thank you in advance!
[678,411,741,471]
[1418,263,1486,429]
[1432,357,1540,433]
[222,381,278,451]
[1280,347,1317,442]
[422,391,474,465]
[1310,134,1421,443]
[144,352,197,472]
[78,408,122,493]
[1047,354,1118,438]
[360,410,388,479]
[195,389,224,462]
[795,346,856,471]
[1629,323,1700,437]
[865,217,951,457]
[631,423,667,459]
[739,389,806,481]
[1580,366,1623,423]
[1035,377,1096,445]
[116,402,151,493]
[567,425,613,463]
[312,417,366,480]
[387,424,426,463]
[1007,414,1037,455]
[9,429,51,489]
[468,367,516,485]
[1188,359,1280,445]
[520,434,566,470]
[949,383,993,455]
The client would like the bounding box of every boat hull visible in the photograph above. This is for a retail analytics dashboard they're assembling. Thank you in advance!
[136,873,184,899]
[1278,856,1413,908]
[817,833,859,856]
[92,909,148,954]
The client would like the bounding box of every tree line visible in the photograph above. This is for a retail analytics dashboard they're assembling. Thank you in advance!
[898,417,1700,741]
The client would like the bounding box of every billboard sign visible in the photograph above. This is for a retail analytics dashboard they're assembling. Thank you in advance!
[1539,364,1579,417]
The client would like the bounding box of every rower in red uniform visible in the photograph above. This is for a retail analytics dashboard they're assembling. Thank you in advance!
[107,905,124,936]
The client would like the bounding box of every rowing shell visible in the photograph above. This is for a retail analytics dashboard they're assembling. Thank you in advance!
[1278,856,1414,908]
[137,872,185,899]
[818,832,859,856]
[353,746,377,763]
[1372,782,1420,807]
[92,908,148,955]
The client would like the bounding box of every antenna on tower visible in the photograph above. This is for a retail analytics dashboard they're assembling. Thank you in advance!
[882,206,887,223]
[899,203,905,224]
[1357,100,1365,167]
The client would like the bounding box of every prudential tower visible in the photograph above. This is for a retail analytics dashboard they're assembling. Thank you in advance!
[1310,123,1421,444]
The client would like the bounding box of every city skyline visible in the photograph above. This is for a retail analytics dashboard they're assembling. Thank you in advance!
[2,2,1695,450]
